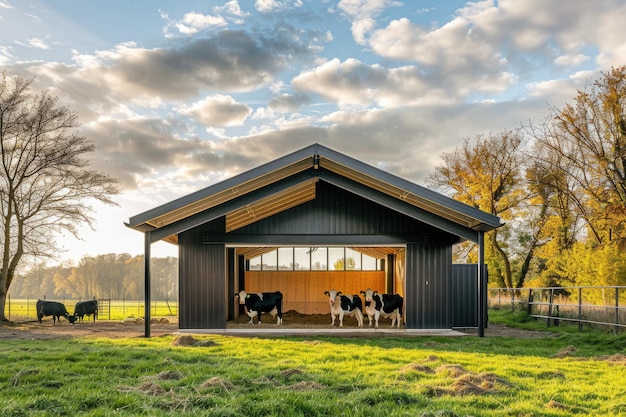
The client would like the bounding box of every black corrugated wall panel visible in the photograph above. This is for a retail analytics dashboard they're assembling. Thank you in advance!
[179,226,226,329]
[450,264,483,328]
[405,243,452,329]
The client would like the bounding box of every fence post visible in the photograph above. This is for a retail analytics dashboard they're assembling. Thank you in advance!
[527,289,533,315]
[613,287,619,334]
[578,287,583,332]
[547,288,554,328]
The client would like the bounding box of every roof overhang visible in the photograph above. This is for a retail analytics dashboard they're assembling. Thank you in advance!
[126,143,503,246]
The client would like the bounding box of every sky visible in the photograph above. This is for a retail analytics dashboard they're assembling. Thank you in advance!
[0,0,625,265]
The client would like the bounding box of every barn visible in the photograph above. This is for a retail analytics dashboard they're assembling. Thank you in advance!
[126,143,502,337]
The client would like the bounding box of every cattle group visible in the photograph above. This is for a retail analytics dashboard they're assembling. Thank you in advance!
[36,299,98,324]
[236,288,404,329]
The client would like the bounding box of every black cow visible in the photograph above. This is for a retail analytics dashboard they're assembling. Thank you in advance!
[36,300,76,324]
[360,288,403,328]
[324,289,363,327]
[74,299,98,322]
[235,291,283,325]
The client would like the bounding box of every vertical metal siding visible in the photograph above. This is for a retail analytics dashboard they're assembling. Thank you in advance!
[405,243,452,329]
[451,264,478,328]
[179,226,226,329]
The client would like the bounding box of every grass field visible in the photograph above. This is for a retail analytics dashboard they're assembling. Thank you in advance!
[5,298,177,321]
[1,310,626,416]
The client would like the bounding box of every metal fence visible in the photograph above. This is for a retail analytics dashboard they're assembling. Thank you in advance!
[489,286,626,334]
[5,295,178,321]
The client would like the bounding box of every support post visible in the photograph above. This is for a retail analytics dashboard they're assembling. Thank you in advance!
[144,231,151,338]
[478,231,486,337]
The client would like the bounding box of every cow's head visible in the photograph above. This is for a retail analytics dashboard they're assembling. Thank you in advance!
[361,288,375,302]
[66,314,76,324]
[235,290,248,304]
[325,289,341,304]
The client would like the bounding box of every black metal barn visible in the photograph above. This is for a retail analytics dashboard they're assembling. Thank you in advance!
[127,143,502,336]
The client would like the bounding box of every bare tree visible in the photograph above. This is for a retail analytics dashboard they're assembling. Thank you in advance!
[0,72,119,321]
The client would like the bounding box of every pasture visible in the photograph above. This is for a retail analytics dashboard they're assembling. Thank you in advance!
[1,310,626,416]
[5,298,177,321]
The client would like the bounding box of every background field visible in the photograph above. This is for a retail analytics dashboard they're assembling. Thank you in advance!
[5,298,178,321]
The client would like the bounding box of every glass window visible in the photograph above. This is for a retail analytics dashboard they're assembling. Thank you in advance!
[294,247,310,270]
[249,255,262,271]
[362,254,378,270]
[328,247,345,270]
[311,247,327,270]
[262,250,277,270]
[278,247,294,270]
[247,247,395,271]
[345,248,361,270]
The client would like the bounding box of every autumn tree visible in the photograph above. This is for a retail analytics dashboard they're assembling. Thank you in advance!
[428,129,536,288]
[526,66,626,287]
[529,66,626,247]
[0,73,119,321]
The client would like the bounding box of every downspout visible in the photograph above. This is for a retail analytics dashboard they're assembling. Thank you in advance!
[144,231,151,338]
[478,230,485,337]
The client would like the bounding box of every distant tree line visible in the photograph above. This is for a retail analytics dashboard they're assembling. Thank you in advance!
[9,254,177,301]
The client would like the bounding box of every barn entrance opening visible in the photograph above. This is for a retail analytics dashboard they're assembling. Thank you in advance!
[231,246,406,325]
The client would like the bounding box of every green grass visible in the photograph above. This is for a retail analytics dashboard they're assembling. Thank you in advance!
[2,318,626,416]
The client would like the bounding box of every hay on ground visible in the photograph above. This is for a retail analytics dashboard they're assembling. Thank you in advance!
[280,368,304,378]
[287,381,326,391]
[200,377,235,390]
[138,381,166,396]
[435,364,468,378]
[553,345,576,358]
[401,363,436,374]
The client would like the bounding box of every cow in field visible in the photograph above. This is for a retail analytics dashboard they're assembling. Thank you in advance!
[360,288,403,328]
[36,300,76,324]
[74,299,98,322]
[235,291,283,325]
[324,289,364,327]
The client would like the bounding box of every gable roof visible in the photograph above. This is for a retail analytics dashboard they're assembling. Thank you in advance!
[126,143,503,245]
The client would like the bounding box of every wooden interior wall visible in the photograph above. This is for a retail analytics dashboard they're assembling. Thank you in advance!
[394,251,406,298]
[245,271,385,314]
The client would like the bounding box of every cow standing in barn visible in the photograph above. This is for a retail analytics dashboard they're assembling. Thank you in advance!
[360,288,403,328]
[235,291,283,325]
[36,300,76,324]
[324,289,364,327]
[74,299,98,322]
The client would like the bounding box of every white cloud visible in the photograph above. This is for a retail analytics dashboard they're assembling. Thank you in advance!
[164,11,227,37]
[27,37,49,49]
[178,95,251,127]
[255,0,302,13]
[554,54,589,67]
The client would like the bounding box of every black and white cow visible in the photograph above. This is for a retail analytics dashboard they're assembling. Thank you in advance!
[360,288,403,328]
[235,291,283,325]
[324,289,364,327]
[36,300,76,324]
[74,299,98,322]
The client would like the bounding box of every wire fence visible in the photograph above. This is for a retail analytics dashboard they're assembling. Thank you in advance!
[5,295,178,321]
[489,286,626,334]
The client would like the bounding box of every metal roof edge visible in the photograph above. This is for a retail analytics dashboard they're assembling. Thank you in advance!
[314,143,502,229]
[127,142,503,232]
[127,144,320,227]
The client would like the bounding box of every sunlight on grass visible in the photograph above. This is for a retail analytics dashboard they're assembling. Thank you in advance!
[2,332,626,416]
